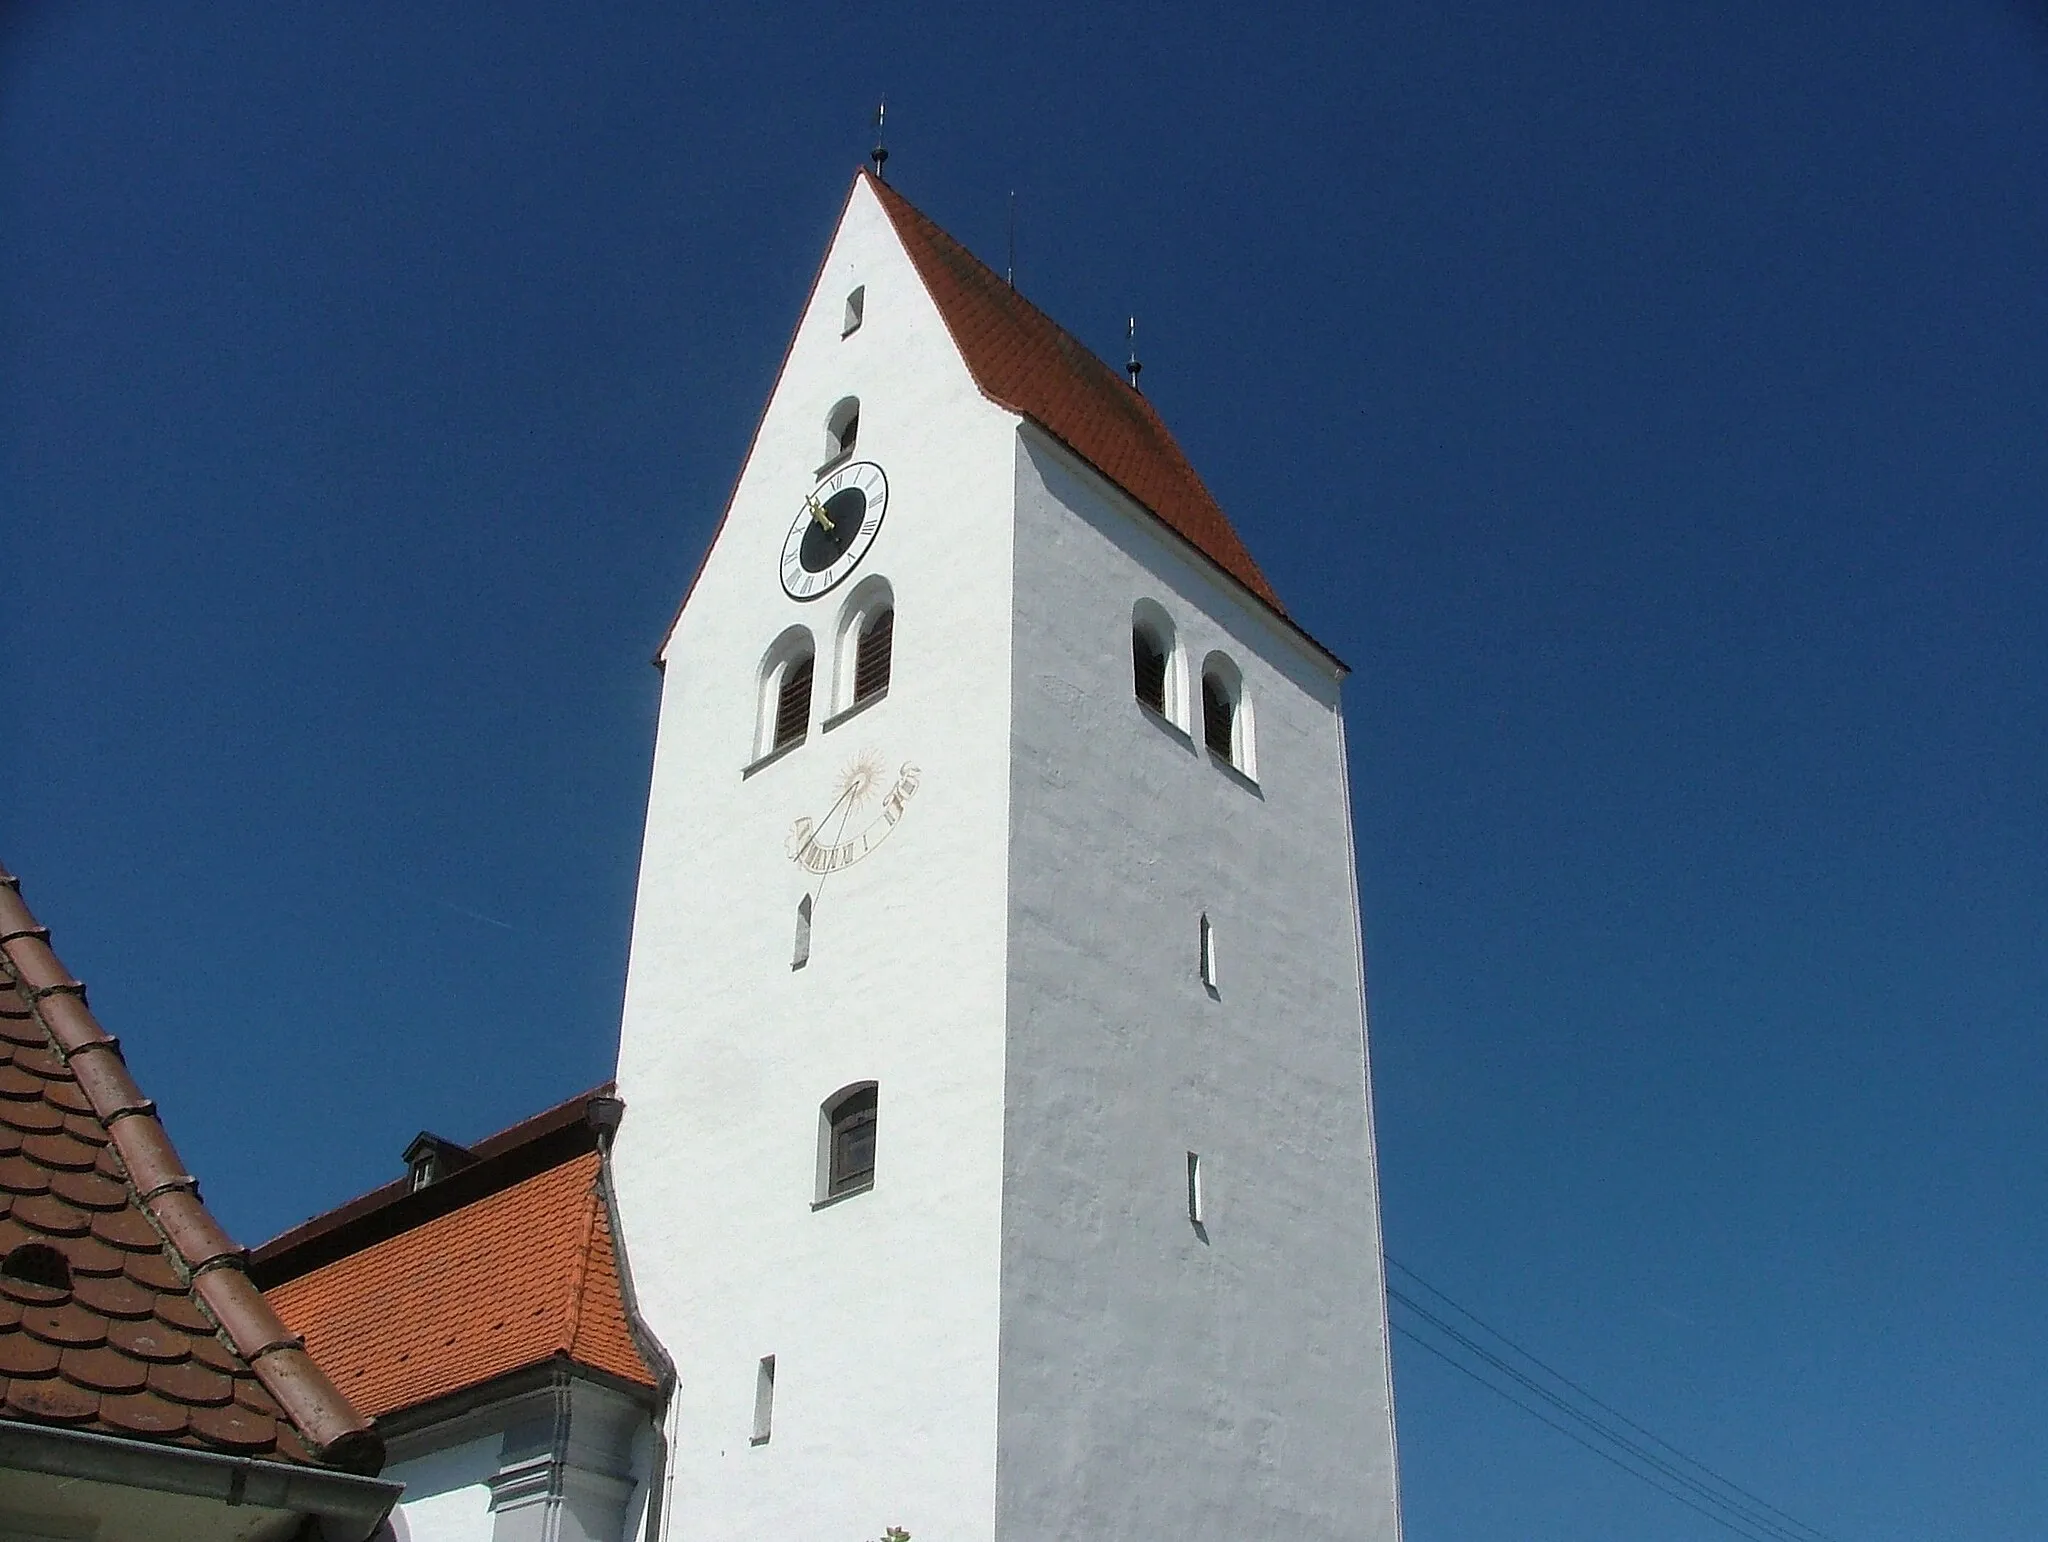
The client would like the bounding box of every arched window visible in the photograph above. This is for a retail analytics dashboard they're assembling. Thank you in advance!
[1200,652,1254,777]
[825,396,860,465]
[1202,673,1234,757]
[820,1083,878,1201]
[774,655,814,752]
[829,577,895,722]
[1131,599,1181,725]
[853,607,894,705]
[754,627,816,765]
[1133,627,1167,713]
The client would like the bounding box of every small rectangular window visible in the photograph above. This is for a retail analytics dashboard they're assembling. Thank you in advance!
[752,1355,775,1445]
[842,286,865,336]
[1186,1152,1204,1226]
[1199,913,1217,991]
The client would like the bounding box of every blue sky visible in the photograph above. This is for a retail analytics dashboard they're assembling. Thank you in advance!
[4,3,2044,1538]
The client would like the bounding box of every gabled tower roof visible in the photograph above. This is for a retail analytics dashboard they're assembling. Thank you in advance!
[864,171,1283,611]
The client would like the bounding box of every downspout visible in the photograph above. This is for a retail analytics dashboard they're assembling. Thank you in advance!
[583,1094,680,1542]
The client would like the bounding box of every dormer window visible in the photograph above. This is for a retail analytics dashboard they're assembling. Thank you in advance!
[824,397,860,467]
[842,286,865,336]
[404,1132,476,1192]
[1,1243,71,1294]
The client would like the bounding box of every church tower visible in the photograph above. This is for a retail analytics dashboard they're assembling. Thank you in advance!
[611,170,1403,1541]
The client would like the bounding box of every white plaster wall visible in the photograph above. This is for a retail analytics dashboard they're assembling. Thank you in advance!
[386,1436,499,1542]
[612,176,1021,1541]
[995,430,1403,1540]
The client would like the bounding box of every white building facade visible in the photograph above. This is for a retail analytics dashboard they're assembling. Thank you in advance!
[611,169,1403,1542]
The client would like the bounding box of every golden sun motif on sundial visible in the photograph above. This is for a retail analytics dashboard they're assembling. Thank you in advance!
[785,750,921,875]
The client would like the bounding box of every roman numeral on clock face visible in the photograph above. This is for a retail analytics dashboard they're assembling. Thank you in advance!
[780,461,888,600]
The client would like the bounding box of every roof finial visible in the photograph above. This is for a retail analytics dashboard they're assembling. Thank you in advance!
[870,100,889,181]
[1126,316,1143,391]
[1007,191,1017,289]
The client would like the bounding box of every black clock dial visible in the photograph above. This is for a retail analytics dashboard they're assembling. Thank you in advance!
[780,461,887,600]
[798,487,868,573]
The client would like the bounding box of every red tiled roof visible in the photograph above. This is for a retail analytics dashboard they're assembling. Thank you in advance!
[0,865,382,1473]
[251,1085,617,1284]
[268,1151,656,1421]
[865,171,1283,612]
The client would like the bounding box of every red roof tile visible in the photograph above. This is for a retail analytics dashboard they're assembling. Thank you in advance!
[865,171,1283,612]
[0,864,382,1473]
[267,1151,656,1420]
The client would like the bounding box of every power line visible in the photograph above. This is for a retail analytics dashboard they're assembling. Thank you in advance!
[1386,1258,1843,1542]
[1390,1325,1789,1542]
[1390,1289,1813,1542]
[1389,1257,1840,1542]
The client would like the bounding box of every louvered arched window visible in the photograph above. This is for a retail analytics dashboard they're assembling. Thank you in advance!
[853,607,894,704]
[1131,599,1181,726]
[753,628,818,768]
[774,655,814,752]
[1204,673,1233,756]
[1133,627,1167,713]
[1200,651,1253,777]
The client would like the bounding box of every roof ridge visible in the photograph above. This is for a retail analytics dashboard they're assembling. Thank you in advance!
[251,1082,615,1283]
[860,169,1296,622]
[0,863,383,1475]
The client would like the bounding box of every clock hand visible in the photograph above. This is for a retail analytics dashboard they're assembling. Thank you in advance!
[805,494,835,532]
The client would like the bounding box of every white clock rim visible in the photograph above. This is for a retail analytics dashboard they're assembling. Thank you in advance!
[779,461,889,601]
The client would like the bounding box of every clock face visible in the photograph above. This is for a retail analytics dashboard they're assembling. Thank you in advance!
[781,461,888,600]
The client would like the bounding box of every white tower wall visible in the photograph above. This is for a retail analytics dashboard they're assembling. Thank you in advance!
[613,179,1023,1542]
[994,431,1403,1539]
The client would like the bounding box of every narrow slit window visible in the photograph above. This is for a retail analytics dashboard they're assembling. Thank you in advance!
[774,655,814,752]
[853,607,894,704]
[792,895,812,970]
[1202,672,1235,760]
[1199,913,1217,991]
[752,1355,775,1445]
[1133,627,1167,714]
[1186,1152,1204,1226]
[842,286,865,336]
[826,1084,878,1198]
